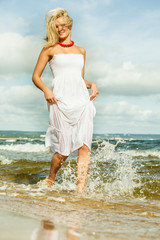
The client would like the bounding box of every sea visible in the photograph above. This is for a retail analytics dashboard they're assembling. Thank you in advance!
[0,130,160,239]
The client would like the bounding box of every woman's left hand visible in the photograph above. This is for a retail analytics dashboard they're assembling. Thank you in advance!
[90,83,99,101]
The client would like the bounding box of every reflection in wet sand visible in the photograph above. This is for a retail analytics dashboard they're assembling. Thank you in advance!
[30,219,80,240]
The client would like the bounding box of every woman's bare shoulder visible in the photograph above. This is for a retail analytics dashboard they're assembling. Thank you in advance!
[75,45,86,55]
[41,44,59,56]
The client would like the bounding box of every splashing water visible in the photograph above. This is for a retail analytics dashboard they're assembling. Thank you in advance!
[85,139,141,199]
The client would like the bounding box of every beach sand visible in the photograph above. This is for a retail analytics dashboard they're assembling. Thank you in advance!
[0,207,82,240]
[0,209,40,240]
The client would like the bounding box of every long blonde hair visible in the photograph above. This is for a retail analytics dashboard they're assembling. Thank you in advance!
[44,8,73,48]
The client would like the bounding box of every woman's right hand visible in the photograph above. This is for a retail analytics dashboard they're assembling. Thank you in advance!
[43,88,58,106]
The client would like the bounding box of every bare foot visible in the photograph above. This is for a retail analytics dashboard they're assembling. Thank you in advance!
[45,176,54,186]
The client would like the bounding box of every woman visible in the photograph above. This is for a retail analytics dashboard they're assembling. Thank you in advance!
[32,8,99,193]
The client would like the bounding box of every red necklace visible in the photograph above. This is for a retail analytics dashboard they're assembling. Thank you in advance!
[58,40,74,47]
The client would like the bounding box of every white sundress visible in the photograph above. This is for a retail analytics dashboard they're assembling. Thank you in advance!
[45,53,96,156]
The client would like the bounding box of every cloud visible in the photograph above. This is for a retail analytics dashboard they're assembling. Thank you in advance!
[0,85,43,106]
[0,85,49,130]
[0,32,43,75]
[86,57,160,96]
[94,100,155,121]
[93,100,160,133]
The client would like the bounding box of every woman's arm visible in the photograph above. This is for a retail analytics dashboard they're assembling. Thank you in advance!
[32,47,58,105]
[81,48,99,101]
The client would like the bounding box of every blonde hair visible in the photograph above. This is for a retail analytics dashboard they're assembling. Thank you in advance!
[44,8,73,48]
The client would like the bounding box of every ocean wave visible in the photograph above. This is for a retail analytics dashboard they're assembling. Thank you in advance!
[0,155,14,165]
[0,143,50,153]
[93,139,160,160]
[40,135,46,138]
[120,150,160,159]
[5,139,17,143]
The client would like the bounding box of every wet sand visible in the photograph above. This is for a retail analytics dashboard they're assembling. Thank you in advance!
[0,209,40,240]
[0,195,160,240]
[0,207,82,240]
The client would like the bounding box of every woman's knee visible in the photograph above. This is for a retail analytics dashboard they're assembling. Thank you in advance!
[79,144,91,154]
[55,152,69,162]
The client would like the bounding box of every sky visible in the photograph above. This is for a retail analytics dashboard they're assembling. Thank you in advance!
[0,0,160,134]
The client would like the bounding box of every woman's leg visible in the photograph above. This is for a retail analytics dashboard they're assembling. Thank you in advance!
[77,144,91,193]
[46,152,68,186]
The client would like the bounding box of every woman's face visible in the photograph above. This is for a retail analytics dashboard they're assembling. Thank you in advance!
[55,16,71,40]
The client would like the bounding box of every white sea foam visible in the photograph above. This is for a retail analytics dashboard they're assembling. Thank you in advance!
[0,143,49,153]
[5,139,17,143]
[120,150,160,159]
[0,155,14,165]
[47,196,65,202]
[40,134,46,138]
[0,180,67,202]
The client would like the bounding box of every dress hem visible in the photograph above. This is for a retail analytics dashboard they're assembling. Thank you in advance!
[45,141,91,156]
